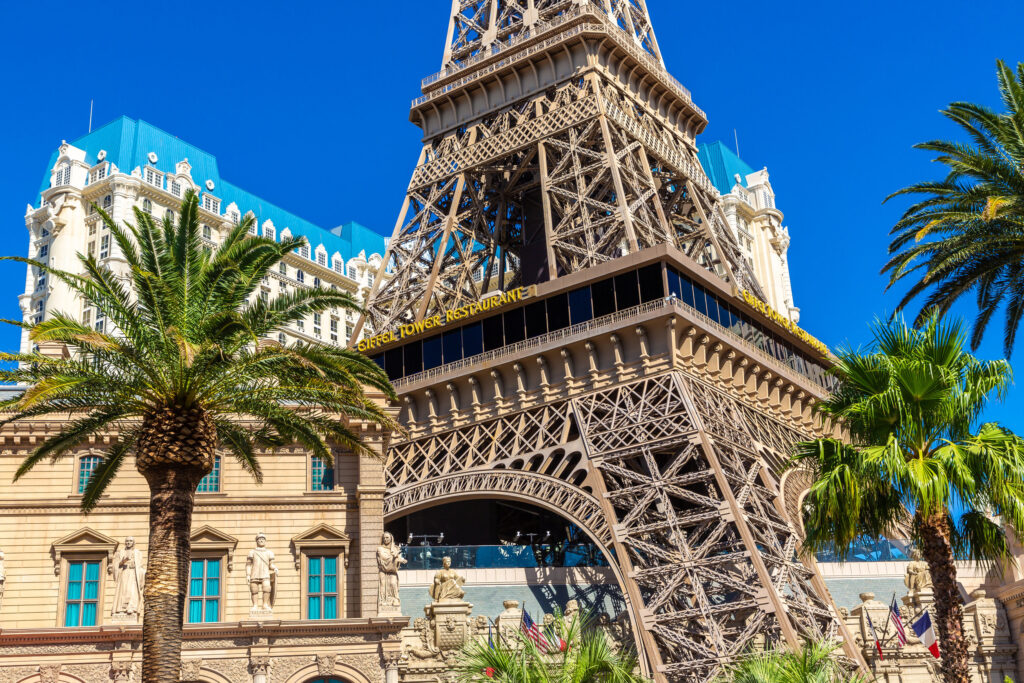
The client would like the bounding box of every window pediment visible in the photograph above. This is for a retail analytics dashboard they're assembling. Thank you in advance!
[291,523,351,570]
[51,527,118,576]
[190,525,238,570]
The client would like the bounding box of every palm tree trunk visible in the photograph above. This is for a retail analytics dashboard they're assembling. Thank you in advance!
[140,466,202,683]
[918,510,971,683]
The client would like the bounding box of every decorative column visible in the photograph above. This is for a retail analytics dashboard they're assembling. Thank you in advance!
[249,655,271,683]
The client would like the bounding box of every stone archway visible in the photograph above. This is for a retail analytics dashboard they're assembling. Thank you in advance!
[283,662,373,683]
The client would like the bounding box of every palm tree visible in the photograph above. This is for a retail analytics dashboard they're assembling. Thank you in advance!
[455,611,648,682]
[0,191,396,682]
[792,316,1024,683]
[715,640,871,683]
[883,60,1024,357]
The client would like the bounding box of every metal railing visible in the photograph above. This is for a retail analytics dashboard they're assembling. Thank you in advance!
[400,543,608,570]
[413,5,699,118]
[392,296,833,392]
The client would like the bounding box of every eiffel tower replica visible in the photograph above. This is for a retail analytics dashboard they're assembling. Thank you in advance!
[353,2,865,681]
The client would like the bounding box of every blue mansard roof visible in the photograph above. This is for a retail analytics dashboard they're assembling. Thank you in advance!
[40,116,389,263]
[698,140,755,195]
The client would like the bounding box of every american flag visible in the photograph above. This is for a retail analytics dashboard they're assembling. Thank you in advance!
[521,609,550,650]
[889,596,907,647]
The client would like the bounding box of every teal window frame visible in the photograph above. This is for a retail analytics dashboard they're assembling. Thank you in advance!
[64,559,100,627]
[311,456,334,491]
[187,558,221,623]
[197,455,221,493]
[78,455,101,494]
[307,555,339,620]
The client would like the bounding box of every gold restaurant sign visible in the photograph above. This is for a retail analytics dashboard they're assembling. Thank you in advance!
[739,290,830,357]
[357,286,534,352]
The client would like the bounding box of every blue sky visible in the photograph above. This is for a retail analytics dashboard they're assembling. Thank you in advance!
[1,1,1023,425]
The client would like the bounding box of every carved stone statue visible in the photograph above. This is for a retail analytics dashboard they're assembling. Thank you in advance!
[111,537,145,621]
[246,531,278,612]
[905,548,933,595]
[377,532,406,612]
[429,556,466,603]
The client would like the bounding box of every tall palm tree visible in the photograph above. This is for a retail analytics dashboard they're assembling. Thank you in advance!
[715,640,871,683]
[883,60,1024,357]
[792,316,1024,683]
[455,611,648,682]
[0,191,396,682]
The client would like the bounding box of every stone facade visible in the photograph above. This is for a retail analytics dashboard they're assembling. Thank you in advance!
[845,576,1018,681]
[24,118,388,358]
[0,394,405,682]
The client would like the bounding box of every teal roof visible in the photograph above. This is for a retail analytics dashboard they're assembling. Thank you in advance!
[40,116,388,264]
[698,141,755,195]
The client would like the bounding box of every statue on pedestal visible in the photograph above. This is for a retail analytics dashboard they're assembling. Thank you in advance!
[246,531,278,613]
[111,537,145,621]
[377,532,406,612]
[905,549,932,592]
[429,556,466,603]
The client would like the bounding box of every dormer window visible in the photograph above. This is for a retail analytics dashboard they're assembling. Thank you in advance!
[299,244,310,259]
[317,251,327,267]
[333,258,344,275]
[264,225,275,241]
[228,210,240,225]
[170,180,182,198]
[55,164,71,187]
[89,164,107,185]
[144,167,163,189]
[202,195,220,214]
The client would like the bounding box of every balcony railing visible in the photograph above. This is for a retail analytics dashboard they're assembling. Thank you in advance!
[392,296,834,392]
[413,5,697,117]
[400,544,608,570]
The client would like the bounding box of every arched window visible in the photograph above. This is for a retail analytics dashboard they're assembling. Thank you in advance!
[103,195,112,209]
[308,678,348,683]
[142,198,152,214]
[78,455,102,493]
[296,270,305,284]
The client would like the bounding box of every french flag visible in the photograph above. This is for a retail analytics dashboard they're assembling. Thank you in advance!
[911,611,941,658]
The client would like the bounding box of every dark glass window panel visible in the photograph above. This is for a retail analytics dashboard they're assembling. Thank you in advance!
[483,314,504,351]
[568,287,593,324]
[678,273,695,308]
[423,334,443,370]
[667,268,682,299]
[371,354,385,371]
[403,342,423,376]
[547,294,570,331]
[638,264,663,302]
[503,308,526,344]
[763,333,778,360]
[705,290,721,325]
[525,301,548,338]
[442,329,462,363]
[592,279,616,317]
[692,284,709,316]
[614,271,640,310]
[384,347,404,381]
[462,322,483,358]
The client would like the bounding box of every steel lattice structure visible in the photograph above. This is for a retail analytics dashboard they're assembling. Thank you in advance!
[354,0,764,339]
[384,370,848,681]
[359,3,858,681]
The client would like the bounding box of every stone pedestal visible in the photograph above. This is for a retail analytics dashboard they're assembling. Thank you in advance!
[496,599,523,644]
[248,606,273,620]
[902,589,934,610]
[424,600,474,652]
[109,612,138,625]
